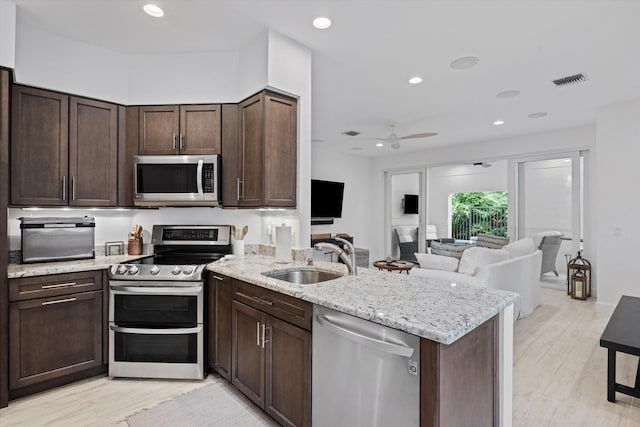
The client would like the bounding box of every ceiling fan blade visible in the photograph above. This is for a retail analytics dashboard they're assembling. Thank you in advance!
[399,132,438,140]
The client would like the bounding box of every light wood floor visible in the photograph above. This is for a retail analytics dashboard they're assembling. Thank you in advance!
[1,288,639,426]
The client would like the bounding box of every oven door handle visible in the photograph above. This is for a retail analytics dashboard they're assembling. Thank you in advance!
[110,325,203,335]
[109,285,203,295]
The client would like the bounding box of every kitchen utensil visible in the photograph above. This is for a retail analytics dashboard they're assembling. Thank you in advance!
[231,225,237,240]
[241,225,248,240]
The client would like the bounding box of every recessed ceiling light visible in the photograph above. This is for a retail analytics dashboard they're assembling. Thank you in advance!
[143,4,164,17]
[496,90,520,98]
[449,56,479,70]
[313,17,332,29]
[493,120,505,126]
[528,112,548,118]
[375,143,384,147]
[408,76,423,85]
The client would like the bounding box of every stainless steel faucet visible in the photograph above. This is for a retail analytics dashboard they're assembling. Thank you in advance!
[314,237,357,275]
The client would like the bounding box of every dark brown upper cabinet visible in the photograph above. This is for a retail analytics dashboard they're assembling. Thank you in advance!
[138,104,221,155]
[223,91,297,208]
[11,86,118,207]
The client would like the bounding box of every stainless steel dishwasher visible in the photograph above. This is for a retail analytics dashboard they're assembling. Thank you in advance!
[312,305,420,426]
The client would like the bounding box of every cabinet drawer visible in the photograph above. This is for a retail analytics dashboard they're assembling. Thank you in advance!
[233,280,311,331]
[9,270,103,302]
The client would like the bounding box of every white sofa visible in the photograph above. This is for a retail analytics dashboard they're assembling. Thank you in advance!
[412,238,542,318]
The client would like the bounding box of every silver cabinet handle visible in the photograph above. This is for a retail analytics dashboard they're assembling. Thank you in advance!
[173,133,177,150]
[179,132,184,151]
[42,282,77,289]
[235,291,274,307]
[256,321,261,346]
[316,314,415,357]
[261,323,269,348]
[236,178,241,201]
[62,176,66,201]
[212,275,225,281]
[110,325,202,335]
[72,176,76,200]
[42,297,76,306]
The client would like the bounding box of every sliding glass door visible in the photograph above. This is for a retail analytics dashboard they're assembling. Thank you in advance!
[510,151,589,284]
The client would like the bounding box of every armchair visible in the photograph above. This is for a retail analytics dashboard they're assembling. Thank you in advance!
[536,232,563,276]
[394,226,418,262]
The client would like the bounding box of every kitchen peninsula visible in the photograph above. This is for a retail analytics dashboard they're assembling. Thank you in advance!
[207,255,518,427]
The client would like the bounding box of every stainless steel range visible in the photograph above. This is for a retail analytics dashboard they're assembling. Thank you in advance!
[108,224,231,380]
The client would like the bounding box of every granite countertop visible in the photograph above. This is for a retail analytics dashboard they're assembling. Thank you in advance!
[207,255,519,345]
[7,255,151,279]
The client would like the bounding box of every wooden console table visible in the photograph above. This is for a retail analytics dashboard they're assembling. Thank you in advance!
[599,295,640,402]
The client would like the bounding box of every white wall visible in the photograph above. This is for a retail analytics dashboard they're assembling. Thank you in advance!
[427,161,507,239]
[14,9,128,103]
[0,0,16,68]
[391,173,420,225]
[594,99,640,307]
[311,145,374,252]
[127,51,240,105]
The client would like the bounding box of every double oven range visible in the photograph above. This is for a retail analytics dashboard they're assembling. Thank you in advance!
[108,225,231,380]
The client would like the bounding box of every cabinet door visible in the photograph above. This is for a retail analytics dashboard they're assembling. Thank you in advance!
[238,93,264,207]
[265,315,311,427]
[69,96,118,206]
[179,104,221,155]
[264,92,297,207]
[208,273,232,381]
[9,290,103,390]
[232,301,265,408]
[221,104,240,207]
[11,86,68,206]
[1,68,9,409]
[138,105,179,155]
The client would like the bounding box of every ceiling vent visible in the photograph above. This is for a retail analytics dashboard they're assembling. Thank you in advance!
[552,73,588,87]
[342,130,361,137]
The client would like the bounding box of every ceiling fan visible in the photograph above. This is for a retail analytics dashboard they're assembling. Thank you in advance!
[369,124,438,149]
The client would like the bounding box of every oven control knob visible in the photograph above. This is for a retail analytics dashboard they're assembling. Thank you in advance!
[182,266,194,275]
[150,266,160,275]
[116,264,128,275]
[172,266,182,275]
[127,265,139,275]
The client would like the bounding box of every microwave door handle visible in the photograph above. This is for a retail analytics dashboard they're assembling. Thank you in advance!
[196,159,204,197]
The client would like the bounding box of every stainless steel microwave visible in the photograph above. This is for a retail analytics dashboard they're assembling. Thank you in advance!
[133,155,220,206]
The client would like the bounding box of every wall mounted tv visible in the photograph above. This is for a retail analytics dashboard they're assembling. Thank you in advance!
[311,179,344,219]
[403,194,419,214]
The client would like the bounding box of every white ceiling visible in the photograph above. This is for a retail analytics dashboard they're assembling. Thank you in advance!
[11,0,640,157]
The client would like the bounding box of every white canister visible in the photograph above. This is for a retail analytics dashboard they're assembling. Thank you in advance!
[233,239,245,258]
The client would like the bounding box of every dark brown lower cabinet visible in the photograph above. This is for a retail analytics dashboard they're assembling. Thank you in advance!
[231,282,311,427]
[8,271,105,399]
[208,273,232,381]
[420,316,497,426]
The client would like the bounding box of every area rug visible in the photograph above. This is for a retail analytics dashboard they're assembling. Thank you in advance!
[126,376,277,427]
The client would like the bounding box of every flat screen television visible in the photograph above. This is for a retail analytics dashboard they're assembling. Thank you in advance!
[403,194,419,214]
[311,179,344,218]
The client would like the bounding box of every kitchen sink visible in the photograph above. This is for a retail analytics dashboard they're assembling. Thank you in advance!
[262,269,342,284]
